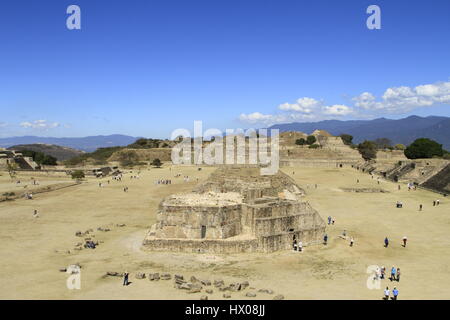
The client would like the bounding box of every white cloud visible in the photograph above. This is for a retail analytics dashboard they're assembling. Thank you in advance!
[322,104,353,116]
[238,80,450,125]
[20,120,60,130]
[353,81,450,113]
[0,122,8,128]
[278,97,321,113]
[239,112,316,126]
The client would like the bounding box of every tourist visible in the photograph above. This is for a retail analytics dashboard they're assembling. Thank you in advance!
[342,230,347,237]
[436,199,440,206]
[323,234,328,245]
[350,237,354,247]
[328,216,332,225]
[396,268,401,282]
[390,266,396,281]
[293,239,297,251]
[380,266,386,279]
[33,209,39,218]
[123,271,129,286]
[419,204,423,211]
[384,237,389,248]
[402,236,408,247]
[332,219,335,225]
[298,241,303,252]
[433,200,436,206]
[392,287,399,300]
[383,287,390,300]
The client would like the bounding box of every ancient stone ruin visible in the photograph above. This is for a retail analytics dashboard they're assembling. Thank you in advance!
[143,166,326,253]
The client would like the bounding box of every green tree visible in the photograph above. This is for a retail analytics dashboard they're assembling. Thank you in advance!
[374,138,392,150]
[306,135,317,145]
[295,138,306,146]
[71,170,85,180]
[339,134,353,146]
[151,158,162,168]
[357,140,378,161]
[394,144,406,150]
[404,138,444,159]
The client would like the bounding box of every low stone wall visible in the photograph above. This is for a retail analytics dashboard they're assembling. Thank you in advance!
[142,237,259,253]
[281,159,358,168]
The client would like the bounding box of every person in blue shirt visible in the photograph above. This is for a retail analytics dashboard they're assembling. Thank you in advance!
[390,266,396,281]
[384,237,389,248]
[392,287,399,300]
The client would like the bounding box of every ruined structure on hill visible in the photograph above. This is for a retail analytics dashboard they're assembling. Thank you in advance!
[279,130,362,167]
[0,148,40,170]
[143,166,326,253]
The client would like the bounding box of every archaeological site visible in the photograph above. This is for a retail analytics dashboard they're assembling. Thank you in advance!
[144,166,326,253]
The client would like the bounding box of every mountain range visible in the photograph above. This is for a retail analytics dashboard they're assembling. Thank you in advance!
[0,116,449,152]
[0,134,138,152]
[268,115,450,150]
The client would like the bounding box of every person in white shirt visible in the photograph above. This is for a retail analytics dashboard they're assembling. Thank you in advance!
[384,287,390,300]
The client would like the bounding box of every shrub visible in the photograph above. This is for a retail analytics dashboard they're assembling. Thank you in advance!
[308,144,320,149]
[295,138,306,146]
[306,135,317,145]
[151,158,162,168]
[71,170,85,180]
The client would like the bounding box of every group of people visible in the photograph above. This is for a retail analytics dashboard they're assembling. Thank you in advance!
[384,236,408,248]
[155,179,172,185]
[383,286,399,300]
[112,174,123,181]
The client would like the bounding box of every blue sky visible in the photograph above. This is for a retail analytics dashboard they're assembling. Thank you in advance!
[0,0,449,138]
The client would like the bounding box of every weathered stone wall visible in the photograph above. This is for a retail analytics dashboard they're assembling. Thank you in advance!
[153,203,242,239]
[280,159,358,168]
[144,167,326,253]
[142,238,259,253]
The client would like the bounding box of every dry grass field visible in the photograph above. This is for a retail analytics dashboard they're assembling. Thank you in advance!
[0,165,448,300]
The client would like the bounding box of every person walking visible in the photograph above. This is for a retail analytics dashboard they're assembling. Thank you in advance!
[419,204,423,211]
[123,271,129,286]
[402,236,408,247]
[392,287,399,300]
[384,237,389,248]
[380,266,386,279]
[383,287,390,300]
[390,266,396,281]
[328,216,332,225]
[323,234,328,245]
[350,237,354,247]
[298,241,303,252]
[396,268,401,282]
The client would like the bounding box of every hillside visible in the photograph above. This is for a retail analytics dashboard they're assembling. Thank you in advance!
[8,144,85,161]
[268,115,450,150]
